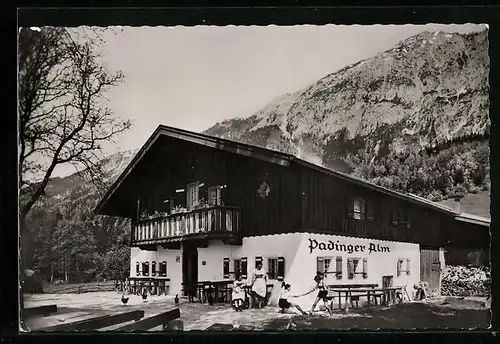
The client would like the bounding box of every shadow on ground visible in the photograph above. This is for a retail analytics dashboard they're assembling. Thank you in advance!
[267,302,491,330]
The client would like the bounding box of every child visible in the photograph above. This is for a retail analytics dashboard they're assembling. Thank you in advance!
[296,272,332,315]
[232,275,246,311]
[279,282,306,315]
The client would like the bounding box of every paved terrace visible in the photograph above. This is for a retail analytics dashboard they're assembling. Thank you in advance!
[23,292,491,331]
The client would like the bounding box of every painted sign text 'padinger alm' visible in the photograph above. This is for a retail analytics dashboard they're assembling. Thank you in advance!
[308,238,390,254]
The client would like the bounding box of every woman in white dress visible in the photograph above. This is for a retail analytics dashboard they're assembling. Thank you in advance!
[251,262,268,308]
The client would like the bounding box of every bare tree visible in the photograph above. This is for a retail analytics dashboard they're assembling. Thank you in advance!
[18,26,131,222]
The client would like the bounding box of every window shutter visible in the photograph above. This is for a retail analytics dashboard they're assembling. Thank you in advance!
[346,198,354,219]
[277,257,285,281]
[255,256,263,268]
[406,259,411,275]
[362,258,368,279]
[335,257,342,279]
[347,258,354,279]
[223,258,230,279]
[397,259,402,277]
[317,257,325,274]
[241,257,248,279]
[136,262,140,276]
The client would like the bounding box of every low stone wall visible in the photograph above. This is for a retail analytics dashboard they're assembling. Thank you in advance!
[441,265,490,297]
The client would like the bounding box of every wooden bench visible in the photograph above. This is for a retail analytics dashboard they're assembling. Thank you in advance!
[115,308,181,331]
[39,310,145,332]
[327,284,380,308]
[24,305,58,318]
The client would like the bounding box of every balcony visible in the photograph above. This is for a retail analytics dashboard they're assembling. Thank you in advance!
[131,205,241,246]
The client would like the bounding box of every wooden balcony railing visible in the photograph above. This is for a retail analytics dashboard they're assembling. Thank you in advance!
[132,205,240,243]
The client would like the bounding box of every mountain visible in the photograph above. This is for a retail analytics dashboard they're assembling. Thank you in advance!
[24,29,491,284]
[203,30,491,201]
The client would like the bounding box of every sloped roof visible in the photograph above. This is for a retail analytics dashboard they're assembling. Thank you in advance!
[94,125,460,217]
[454,213,490,227]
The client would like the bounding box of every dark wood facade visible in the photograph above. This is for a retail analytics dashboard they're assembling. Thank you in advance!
[297,164,445,246]
[96,126,489,252]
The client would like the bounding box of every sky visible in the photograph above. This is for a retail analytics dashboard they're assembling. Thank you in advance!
[51,23,487,178]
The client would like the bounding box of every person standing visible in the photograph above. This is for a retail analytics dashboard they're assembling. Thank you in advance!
[251,262,268,308]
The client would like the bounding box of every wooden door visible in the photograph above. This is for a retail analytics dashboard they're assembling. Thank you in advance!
[420,247,441,296]
[182,245,198,296]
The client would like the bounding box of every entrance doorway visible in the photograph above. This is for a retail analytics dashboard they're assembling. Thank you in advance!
[382,276,394,303]
[420,247,442,296]
[182,243,198,297]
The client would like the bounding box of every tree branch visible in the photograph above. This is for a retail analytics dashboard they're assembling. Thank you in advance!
[18,27,131,220]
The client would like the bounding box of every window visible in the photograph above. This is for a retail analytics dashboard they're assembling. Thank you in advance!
[152,261,156,276]
[347,258,367,279]
[223,258,230,279]
[268,258,278,280]
[208,186,223,206]
[136,262,140,276]
[397,258,411,276]
[392,208,407,226]
[234,259,242,278]
[142,262,150,276]
[317,257,342,279]
[159,261,167,277]
[255,256,263,268]
[186,181,200,209]
[347,197,366,220]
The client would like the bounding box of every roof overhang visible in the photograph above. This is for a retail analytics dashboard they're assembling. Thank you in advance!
[454,213,490,227]
[94,125,292,216]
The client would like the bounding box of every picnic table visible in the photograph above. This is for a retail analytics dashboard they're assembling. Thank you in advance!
[193,280,233,304]
[188,281,274,307]
[128,277,170,296]
[328,286,404,308]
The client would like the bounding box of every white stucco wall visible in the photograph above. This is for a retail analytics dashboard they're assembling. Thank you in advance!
[197,240,235,282]
[282,233,421,309]
[129,246,183,296]
[130,232,421,304]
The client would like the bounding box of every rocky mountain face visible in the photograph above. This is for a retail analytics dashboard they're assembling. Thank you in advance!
[204,30,491,201]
